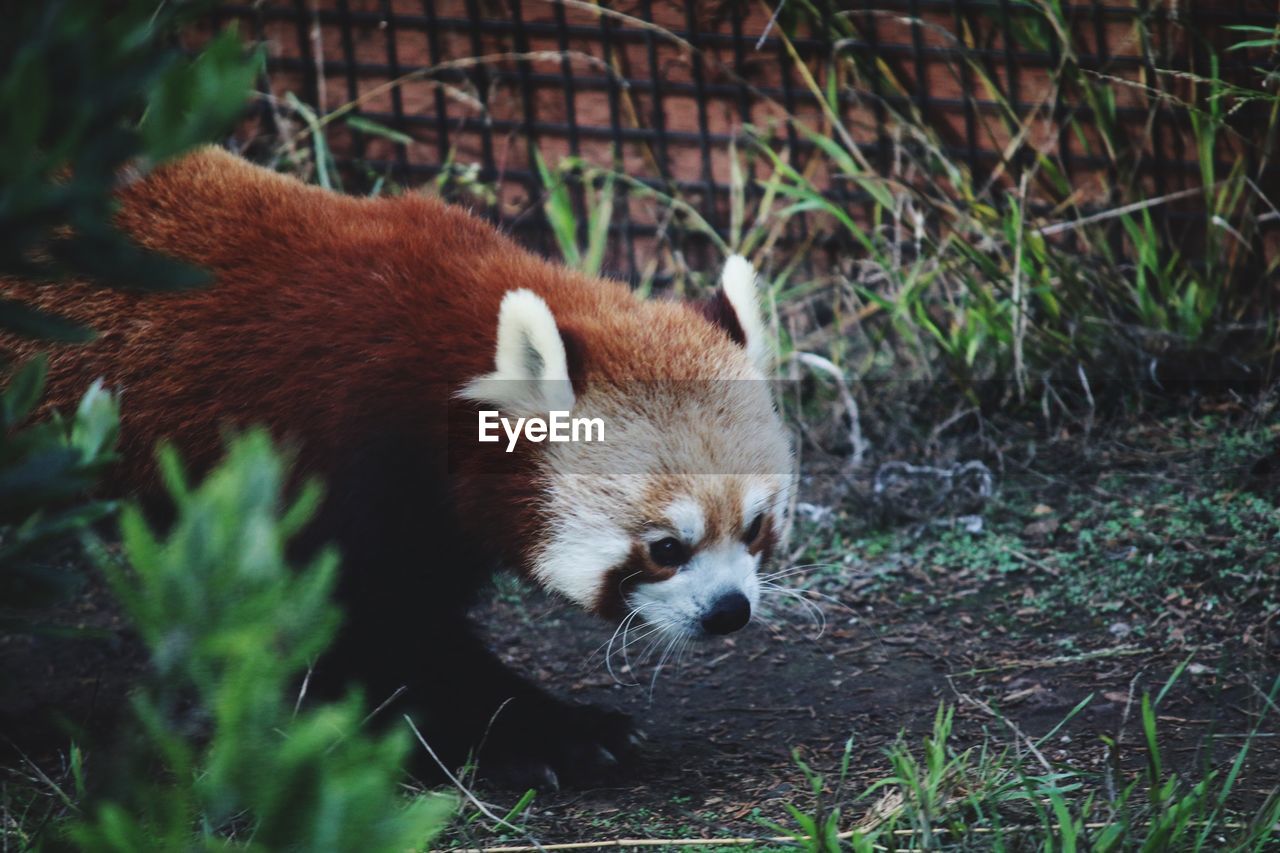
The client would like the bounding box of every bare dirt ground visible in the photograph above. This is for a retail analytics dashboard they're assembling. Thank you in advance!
[460,570,1276,845]
[4,406,1278,848]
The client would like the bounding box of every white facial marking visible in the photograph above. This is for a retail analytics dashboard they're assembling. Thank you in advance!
[628,540,761,638]
[532,484,631,608]
[662,497,705,544]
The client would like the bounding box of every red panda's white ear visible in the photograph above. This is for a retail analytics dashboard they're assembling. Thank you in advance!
[712,255,770,374]
[459,289,576,414]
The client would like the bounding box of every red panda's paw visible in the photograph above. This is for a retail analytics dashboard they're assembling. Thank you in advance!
[475,701,638,791]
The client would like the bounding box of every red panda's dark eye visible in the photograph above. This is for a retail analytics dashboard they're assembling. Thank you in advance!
[744,513,764,544]
[648,537,689,567]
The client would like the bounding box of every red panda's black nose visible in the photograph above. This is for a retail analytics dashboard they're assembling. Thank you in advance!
[701,592,751,635]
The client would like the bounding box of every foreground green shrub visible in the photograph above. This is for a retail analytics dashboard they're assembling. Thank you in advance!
[68,432,451,850]
[1,0,259,635]
[0,358,118,633]
[0,0,261,339]
[1,0,259,668]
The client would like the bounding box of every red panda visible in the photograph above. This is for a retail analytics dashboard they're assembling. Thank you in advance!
[2,147,794,789]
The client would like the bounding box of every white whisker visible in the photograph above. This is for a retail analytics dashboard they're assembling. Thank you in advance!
[759,563,840,583]
[760,577,858,612]
[603,608,645,684]
[647,629,685,701]
[758,582,828,638]
[592,601,669,686]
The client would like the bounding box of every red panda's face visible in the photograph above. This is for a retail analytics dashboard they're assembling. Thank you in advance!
[460,256,794,639]
[532,380,792,638]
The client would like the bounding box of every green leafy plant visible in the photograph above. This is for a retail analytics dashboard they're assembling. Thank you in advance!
[769,686,1279,850]
[0,0,261,340]
[533,150,616,278]
[2,6,454,847]
[0,0,259,632]
[705,5,1280,410]
[67,431,453,850]
[761,737,865,853]
[0,356,118,631]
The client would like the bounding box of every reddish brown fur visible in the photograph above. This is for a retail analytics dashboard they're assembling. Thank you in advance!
[1,147,749,572]
[594,544,675,621]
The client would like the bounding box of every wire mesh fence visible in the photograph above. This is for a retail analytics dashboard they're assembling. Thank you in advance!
[207,1,1280,286]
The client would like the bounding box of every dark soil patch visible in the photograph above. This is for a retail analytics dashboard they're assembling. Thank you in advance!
[457,581,1278,846]
[0,572,143,765]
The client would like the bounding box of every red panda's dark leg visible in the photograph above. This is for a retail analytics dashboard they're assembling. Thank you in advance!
[399,616,636,789]
[299,433,635,789]
[318,567,637,789]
